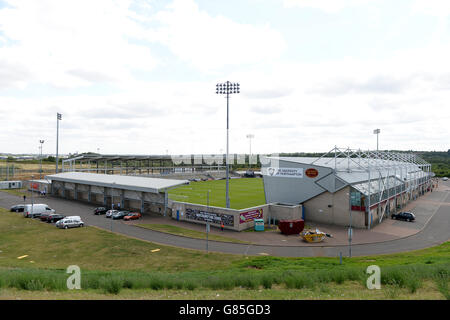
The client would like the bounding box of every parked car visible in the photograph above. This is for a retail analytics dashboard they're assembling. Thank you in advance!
[23,204,55,218]
[47,213,66,223]
[443,177,448,181]
[123,212,142,221]
[244,170,255,178]
[112,210,130,220]
[106,210,119,218]
[10,204,25,212]
[94,207,108,215]
[39,212,53,222]
[392,212,415,222]
[56,217,84,229]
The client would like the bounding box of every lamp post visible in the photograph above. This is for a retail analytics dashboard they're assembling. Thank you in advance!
[39,140,44,179]
[373,128,380,152]
[246,134,254,169]
[31,174,34,217]
[56,113,62,173]
[216,81,240,208]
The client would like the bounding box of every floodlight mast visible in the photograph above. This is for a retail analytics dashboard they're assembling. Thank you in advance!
[373,128,380,152]
[39,140,44,179]
[56,113,62,173]
[216,81,240,208]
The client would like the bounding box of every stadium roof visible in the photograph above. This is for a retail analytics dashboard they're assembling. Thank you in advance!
[267,156,429,186]
[45,172,189,193]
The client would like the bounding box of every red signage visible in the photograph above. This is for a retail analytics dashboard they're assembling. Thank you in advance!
[305,168,319,178]
[239,208,263,224]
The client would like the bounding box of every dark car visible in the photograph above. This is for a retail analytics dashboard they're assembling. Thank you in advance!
[112,210,130,220]
[10,205,25,212]
[47,214,66,223]
[94,207,108,215]
[244,170,255,178]
[392,212,415,222]
[39,212,53,222]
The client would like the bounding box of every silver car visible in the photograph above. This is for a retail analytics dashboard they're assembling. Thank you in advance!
[56,218,84,229]
[106,210,119,218]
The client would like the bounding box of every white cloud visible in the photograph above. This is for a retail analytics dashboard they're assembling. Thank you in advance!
[0,0,158,89]
[151,0,286,71]
[283,0,374,13]
[411,0,450,17]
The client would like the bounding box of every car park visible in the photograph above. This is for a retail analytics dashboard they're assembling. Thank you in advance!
[392,211,415,222]
[10,204,25,212]
[94,207,108,215]
[106,210,119,218]
[123,212,142,221]
[112,210,130,220]
[56,217,84,229]
[23,204,55,218]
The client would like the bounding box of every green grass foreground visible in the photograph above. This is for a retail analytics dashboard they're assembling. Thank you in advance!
[169,178,266,209]
[0,209,448,299]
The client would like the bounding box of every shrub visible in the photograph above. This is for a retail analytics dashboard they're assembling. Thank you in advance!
[99,276,122,295]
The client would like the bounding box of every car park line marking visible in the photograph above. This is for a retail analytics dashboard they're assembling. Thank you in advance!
[258,252,269,256]
[17,255,28,259]
[151,248,160,253]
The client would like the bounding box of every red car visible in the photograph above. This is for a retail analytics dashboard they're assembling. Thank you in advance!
[123,212,142,221]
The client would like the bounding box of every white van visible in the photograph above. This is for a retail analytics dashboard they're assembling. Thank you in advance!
[56,217,84,229]
[23,204,55,218]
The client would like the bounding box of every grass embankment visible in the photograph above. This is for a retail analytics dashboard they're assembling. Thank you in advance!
[169,178,266,209]
[137,224,250,244]
[0,209,448,299]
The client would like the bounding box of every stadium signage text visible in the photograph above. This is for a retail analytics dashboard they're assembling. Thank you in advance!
[239,208,263,224]
[264,167,303,178]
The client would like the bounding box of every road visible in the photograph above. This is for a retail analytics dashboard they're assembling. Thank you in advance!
[1,180,449,257]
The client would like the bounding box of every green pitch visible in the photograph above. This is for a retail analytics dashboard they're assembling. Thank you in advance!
[169,178,266,209]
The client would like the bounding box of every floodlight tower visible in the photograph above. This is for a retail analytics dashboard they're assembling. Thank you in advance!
[246,134,254,169]
[56,113,62,173]
[216,81,240,208]
[373,128,380,152]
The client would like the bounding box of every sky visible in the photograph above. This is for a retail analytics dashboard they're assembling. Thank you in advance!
[0,0,449,156]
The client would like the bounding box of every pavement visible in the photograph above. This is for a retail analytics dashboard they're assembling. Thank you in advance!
[0,180,449,257]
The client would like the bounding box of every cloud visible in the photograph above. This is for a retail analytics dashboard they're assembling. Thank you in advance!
[244,88,293,99]
[151,0,286,71]
[309,75,409,96]
[283,0,375,13]
[0,0,158,89]
[251,105,284,114]
[0,60,32,89]
[411,0,450,17]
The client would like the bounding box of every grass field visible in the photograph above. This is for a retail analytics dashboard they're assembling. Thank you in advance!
[137,224,250,244]
[0,208,448,299]
[169,178,266,209]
